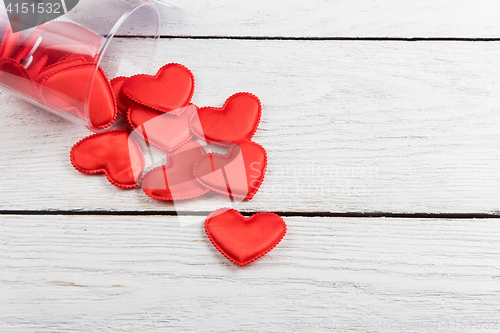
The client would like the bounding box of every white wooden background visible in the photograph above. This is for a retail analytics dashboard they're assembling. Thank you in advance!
[2,0,500,332]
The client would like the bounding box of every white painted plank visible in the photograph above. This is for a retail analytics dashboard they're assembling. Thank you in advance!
[1,39,500,213]
[72,0,500,38]
[2,215,500,331]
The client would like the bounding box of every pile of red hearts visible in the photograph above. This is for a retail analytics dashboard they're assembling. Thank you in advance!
[0,23,287,266]
[0,22,117,130]
[70,63,287,266]
[72,63,268,202]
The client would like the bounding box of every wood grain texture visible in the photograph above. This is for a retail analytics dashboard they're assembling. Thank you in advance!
[1,39,500,213]
[159,1,500,38]
[71,0,500,38]
[2,215,500,331]
[62,0,500,38]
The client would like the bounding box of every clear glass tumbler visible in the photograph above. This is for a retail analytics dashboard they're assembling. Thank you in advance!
[0,0,160,131]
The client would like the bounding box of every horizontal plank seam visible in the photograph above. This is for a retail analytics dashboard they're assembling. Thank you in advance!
[0,210,499,219]
[114,35,500,41]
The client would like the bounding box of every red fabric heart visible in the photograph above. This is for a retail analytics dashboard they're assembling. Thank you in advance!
[190,92,261,143]
[205,208,287,266]
[0,58,38,98]
[194,141,267,200]
[122,63,194,113]
[35,57,90,83]
[40,63,117,129]
[110,76,133,117]
[142,141,209,201]
[0,25,24,59]
[11,24,45,63]
[26,54,49,78]
[34,43,95,69]
[27,22,99,70]
[128,103,196,151]
[70,129,144,188]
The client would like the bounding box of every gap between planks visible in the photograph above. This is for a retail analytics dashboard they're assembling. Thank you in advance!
[1,210,500,219]
[116,35,500,41]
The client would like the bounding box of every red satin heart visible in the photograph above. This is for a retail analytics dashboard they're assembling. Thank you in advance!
[122,63,194,113]
[142,141,209,201]
[70,129,144,188]
[27,22,99,70]
[40,63,117,129]
[110,76,133,117]
[35,43,95,69]
[190,92,261,143]
[26,54,49,78]
[194,141,267,200]
[35,57,90,83]
[205,208,287,266]
[0,58,38,98]
[11,24,45,63]
[0,25,24,59]
[128,103,196,151]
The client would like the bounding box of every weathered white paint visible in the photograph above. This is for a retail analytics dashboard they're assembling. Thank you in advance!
[2,216,500,331]
[73,0,500,38]
[1,39,500,213]
[156,0,500,38]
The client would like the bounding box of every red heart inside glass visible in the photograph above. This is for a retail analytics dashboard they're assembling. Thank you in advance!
[0,1,160,131]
